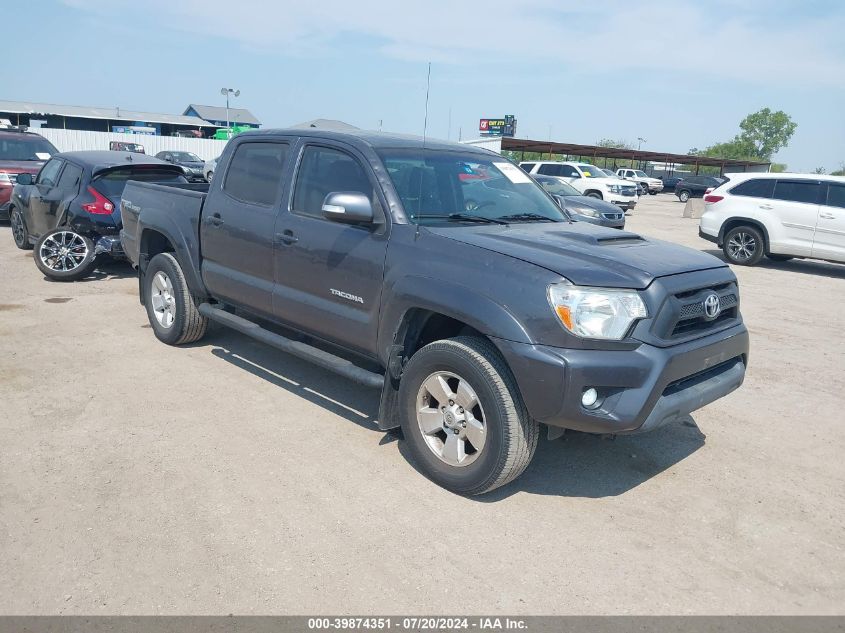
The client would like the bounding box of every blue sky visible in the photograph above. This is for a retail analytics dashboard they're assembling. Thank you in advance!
[8,0,845,171]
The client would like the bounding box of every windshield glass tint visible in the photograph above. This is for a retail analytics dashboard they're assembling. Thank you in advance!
[578,165,601,177]
[171,152,201,162]
[93,168,186,197]
[0,135,57,160]
[378,149,566,224]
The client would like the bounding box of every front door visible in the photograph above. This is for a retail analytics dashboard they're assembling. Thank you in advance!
[812,182,845,262]
[199,140,291,318]
[26,158,64,237]
[272,141,389,357]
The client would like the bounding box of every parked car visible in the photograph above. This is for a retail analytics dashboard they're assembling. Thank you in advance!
[660,175,684,193]
[699,172,845,266]
[120,129,748,495]
[519,161,638,211]
[616,168,664,195]
[154,151,206,182]
[675,175,724,202]
[533,175,625,229]
[203,155,219,182]
[109,141,145,154]
[0,127,58,221]
[9,151,186,281]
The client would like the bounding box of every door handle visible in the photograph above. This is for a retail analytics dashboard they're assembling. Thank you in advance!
[758,204,773,210]
[208,212,224,226]
[819,212,835,219]
[276,230,298,245]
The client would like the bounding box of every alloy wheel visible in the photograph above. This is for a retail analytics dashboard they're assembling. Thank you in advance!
[38,231,88,271]
[11,211,26,246]
[150,271,176,328]
[727,232,757,262]
[416,371,486,467]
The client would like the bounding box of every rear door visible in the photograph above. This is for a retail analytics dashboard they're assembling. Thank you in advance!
[767,179,822,256]
[26,158,65,237]
[200,139,292,318]
[271,140,389,356]
[811,182,845,262]
[50,161,83,229]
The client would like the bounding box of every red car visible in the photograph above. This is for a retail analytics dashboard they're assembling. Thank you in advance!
[0,126,58,221]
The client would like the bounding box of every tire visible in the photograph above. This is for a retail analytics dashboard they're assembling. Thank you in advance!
[144,252,208,345]
[767,254,793,262]
[398,336,539,496]
[34,229,97,281]
[585,191,602,199]
[10,207,32,250]
[723,225,765,266]
[678,189,691,203]
[649,190,658,195]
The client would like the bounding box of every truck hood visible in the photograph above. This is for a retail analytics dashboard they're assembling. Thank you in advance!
[427,222,726,289]
[0,160,45,175]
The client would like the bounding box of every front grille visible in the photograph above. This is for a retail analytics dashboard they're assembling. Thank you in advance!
[620,186,637,196]
[648,282,740,342]
[601,212,624,221]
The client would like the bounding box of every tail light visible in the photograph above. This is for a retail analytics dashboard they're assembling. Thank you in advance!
[80,186,114,215]
[704,194,724,203]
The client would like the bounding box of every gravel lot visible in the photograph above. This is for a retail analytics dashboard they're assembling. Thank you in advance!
[1,194,843,615]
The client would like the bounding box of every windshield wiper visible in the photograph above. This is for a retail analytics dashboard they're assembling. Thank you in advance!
[498,213,561,223]
[414,213,509,225]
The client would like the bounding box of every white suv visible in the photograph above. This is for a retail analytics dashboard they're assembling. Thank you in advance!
[699,172,845,266]
[520,161,638,211]
[616,168,664,195]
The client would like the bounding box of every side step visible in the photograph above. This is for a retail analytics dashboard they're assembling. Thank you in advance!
[198,303,384,389]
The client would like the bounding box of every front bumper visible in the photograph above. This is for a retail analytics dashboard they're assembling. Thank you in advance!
[494,325,749,434]
[0,184,11,220]
[648,183,664,193]
[0,201,9,221]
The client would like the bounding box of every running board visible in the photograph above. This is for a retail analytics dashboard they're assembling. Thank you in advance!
[198,303,384,389]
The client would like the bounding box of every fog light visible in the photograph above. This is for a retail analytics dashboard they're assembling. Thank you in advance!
[582,388,599,409]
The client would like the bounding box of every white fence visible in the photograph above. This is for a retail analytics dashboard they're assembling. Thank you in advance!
[33,128,229,162]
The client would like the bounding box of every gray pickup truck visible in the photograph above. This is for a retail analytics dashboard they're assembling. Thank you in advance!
[120,129,749,495]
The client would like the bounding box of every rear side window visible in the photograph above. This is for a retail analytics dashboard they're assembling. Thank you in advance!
[729,178,774,199]
[223,142,289,206]
[292,146,375,219]
[520,163,535,173]
[773,180,820,204]
[538,164,578,177]
[57,163,83,192]
[93,167,187,197]
[825,183,845,209]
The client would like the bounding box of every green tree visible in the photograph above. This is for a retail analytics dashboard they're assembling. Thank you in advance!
[831,163,845,176]
[769,163,788,173]
[737,108,797,160]
[596,138,632,150]
[813,166,826,174]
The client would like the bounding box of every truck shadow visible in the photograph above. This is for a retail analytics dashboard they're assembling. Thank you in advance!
[702,249,845,280]
[201,327,706,500]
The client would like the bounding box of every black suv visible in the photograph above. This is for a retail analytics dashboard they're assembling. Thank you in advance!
[675,176,724,202]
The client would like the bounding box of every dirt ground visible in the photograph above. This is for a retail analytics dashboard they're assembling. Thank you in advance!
[1,194,843,615]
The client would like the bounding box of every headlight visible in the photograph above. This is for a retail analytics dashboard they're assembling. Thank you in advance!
[0,172,12,184]
[607,184,621,194]
[548,283,647,340]
[569,205,600,218]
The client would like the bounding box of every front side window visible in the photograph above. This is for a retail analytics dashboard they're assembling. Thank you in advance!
[520,163,536,173]
[825,183,845,209]
[379,149,567,225]
[37,159,63,187]
[634,170,648,178]
[292,146,375,218]
[773,180,820,205]
[730,178,775,199]
[537,164,563,176]
[223,142,289,206]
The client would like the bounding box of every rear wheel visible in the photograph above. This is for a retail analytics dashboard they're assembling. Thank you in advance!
[723,225,764,266]
[649,189,658,195]
[10,207,32,250]
[678,189,691,202]
[144,252,208,345]
[34,229,96,281]
[399,336,539,496]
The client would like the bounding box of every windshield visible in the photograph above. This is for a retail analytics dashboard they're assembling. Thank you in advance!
[93,167,187,197]
[601,169,616,177]
[0,134,57,161]
[378,149,567,224]
[633,170,648,178]
[170,152,202,162]
[578,165,602,178]
[535,177,582,196]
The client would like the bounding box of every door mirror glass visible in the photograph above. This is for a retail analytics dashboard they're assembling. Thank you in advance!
[322,191,374,224]
[15,173,32,185]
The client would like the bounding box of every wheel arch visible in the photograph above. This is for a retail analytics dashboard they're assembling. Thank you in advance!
[719,217,771,252]
[138,226,207,301]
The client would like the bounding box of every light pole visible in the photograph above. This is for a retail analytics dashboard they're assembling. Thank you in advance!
[637,136,647,151]
[220,87,240,133]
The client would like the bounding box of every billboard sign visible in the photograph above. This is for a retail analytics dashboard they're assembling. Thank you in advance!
[479,115,516,137]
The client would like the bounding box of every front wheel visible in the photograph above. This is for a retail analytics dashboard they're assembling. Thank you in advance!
[34,229,96,281]
[649,190,658,195]
[399,336,539,496]
[678,190,691,202]
[10,208,32,250]
[723,225,765,266]
[144,252,208,345]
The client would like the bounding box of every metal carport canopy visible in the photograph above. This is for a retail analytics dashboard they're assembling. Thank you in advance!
[500,137,771,174]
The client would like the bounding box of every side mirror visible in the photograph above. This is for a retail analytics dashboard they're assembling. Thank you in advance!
[322,191,374,224]
[552,194,566,208]
[16,173,32,185]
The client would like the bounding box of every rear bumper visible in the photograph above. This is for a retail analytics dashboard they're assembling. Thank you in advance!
[494,325,749,434]
[94,235,125,258]
[698,227,719,246]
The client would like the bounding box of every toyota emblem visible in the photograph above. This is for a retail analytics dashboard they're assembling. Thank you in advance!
[703,293,721,320]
